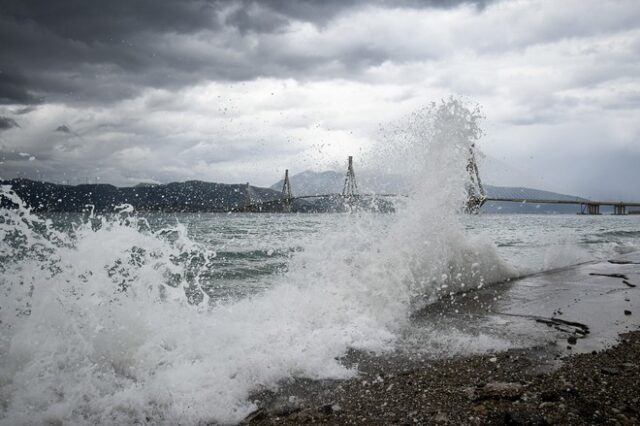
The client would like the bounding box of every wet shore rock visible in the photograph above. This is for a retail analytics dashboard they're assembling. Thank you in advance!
[246,331,640,425]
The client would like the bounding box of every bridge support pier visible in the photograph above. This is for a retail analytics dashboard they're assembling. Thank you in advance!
[613,204,627,215]
[581,203,601,215]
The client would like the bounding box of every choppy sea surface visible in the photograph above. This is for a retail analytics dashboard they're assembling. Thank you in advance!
[2,208,639,425]
[130,212,640,302]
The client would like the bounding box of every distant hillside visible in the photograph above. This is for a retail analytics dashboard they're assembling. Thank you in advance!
[271,169,407,195]
[271,170,344,195]
[484,185,586,202]
[0,175,599,215]
[483,185,588,214]
[271,170,592,214]
[0,179,280,212]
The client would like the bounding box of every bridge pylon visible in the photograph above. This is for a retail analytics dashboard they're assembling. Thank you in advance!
[342,156,359,199]
[281,169,293,212]
[465,144,487,214]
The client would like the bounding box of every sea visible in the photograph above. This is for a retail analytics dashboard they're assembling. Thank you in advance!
[1,101,639,424]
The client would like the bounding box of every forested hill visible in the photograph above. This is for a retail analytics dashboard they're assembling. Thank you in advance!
[1,177,597,214]
[0,179,280,212]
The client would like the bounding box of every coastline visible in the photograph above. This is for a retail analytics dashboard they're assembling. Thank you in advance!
[245,255,640,425]
[246,330,640,425]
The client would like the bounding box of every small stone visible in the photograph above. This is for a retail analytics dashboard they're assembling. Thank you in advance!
[320,404,333,415]
[504,409,548,425]
[463,387,477,400]
[269,396,304,416]
[541,390,560,402]
[433,411,449,422]
[244,408,267,423]
[473,404,488,416]
[567,336,577,345]
[478,382,524,400]
[624,310,632,316]
[290,408,314,422]
[617,413,629,422]
[601,367,621,376]
[489,357,498,363]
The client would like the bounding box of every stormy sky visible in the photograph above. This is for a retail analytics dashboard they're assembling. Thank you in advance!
[0,0,639,200]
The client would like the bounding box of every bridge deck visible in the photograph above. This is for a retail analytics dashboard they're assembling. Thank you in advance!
[244,194,640,211]
[485,197,640,207]
[293,193,405,200]
[290,194,640,207]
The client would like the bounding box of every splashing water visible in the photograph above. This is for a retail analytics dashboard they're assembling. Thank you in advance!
[0,99,512,425]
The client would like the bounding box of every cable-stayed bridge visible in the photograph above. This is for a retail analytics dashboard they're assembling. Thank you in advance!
[238,151,640,215]
[237,157,401,213]
[484,192,640,215]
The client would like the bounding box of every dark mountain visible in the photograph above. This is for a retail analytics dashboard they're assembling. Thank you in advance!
[484,185,586,202]
[0,174,600,215]
[0,179,280,213]
[271,170,344,195]
[482,185,590,214]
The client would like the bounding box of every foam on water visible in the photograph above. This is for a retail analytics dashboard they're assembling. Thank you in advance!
[0,99,513,424]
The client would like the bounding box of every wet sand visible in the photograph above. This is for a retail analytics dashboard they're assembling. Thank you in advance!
[245,254,640,425]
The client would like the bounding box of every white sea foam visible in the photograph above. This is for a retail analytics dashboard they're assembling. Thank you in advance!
[0,99,513,425]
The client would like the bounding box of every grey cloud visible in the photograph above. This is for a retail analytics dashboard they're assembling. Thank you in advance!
[0,151,35,161]
[0,69,43,105]
[0,0,497,106]
[0,0,221,42]
[55,124,71,133]
[0,0,222,104]
[253,0,491,26]
[14,105,38,115]
[0,116,19,130]
[224,3,289,34]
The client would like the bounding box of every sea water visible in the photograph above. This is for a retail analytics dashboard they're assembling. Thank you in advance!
[1,100,639,425]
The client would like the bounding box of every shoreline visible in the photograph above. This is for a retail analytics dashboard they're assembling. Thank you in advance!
[245,255,640,425]
[246,330,640,425]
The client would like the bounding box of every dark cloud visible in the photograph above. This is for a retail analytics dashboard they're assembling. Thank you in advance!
[0,0,221,104]
[0,116,19,130]
[0,0,495,106]
[0,69,43,105]
[0,0,220,42]
[55,124,71,133]
[251,0,491,26]
[224,3,289,34]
